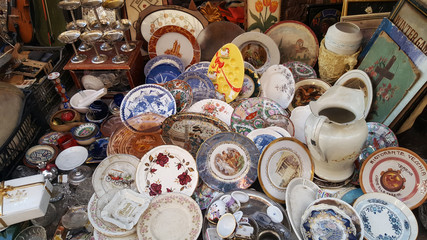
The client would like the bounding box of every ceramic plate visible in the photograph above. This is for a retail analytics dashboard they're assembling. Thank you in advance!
[120,84,176,131]
[25,144,58,167]
[353,192,418,240]
[246,128,282,154]
[145,63,182,84]
[235,62,260,101]
[55,146,88,171]
[136,145,198,197]
[265,20,319,67]
[259,64,295,109]
[358,122,399,165]
[185,61,210,74]
[38,132,64,145]
[148,25,201,67]
[265,126,292,138]
[163,79,193,112]
[187,99,233,126]
[290,78,330,111]
[263,114,295,137]
[161,112,230,158]
[144,54,185,77]
[93,230,138,240]
[101,116,124,137]
[283,61,317,82]
[230,97,288,136]
[197,132,260,192]
[123,112,166,133]
[92,154,140,197]
[258,137,313,203]
[231,32,280,74]
[88,192,135,237]
[207,43,244,103]
[334,69,373,119]
[176,70,217,103]
[359,147,427,209]
[285,178,322,240]
[137,192,203,240]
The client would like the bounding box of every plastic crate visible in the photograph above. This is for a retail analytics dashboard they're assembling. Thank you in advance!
[0,90,49,181]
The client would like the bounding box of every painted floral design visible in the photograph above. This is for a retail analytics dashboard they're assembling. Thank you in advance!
[149,183,162,196]
[155,153,169,167]
[376,83,398,103]
[177,171,192,185]
[248,0,279,32]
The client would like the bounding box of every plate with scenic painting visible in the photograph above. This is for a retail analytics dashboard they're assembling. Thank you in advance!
[196,132,260,192]
[162,79,193,113]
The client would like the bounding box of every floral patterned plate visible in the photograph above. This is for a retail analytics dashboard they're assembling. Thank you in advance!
[230,97,288,136]
[148,25,201,67]
[353,192,418,240]
[196,132,260,192]
[144,54,185,77]
[359,147,427,210]
[161,112,230,158]
[136,145,198,197]
[187,99,233,126]
[259,64,295,109]
[38,132,64,145]
[92,154,140,197]
[137,192,203,240]
[258,137,313,203]
[283,61,317,82]
[163,79,193,112]
[93,230,138,240]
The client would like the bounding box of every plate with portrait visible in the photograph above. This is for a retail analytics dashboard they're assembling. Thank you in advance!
[265,20,319,67]
[161,112,230,158]
[359,147,427,209]
[231,32,280,74]
[196,132,260,192]
[258,137,314,203]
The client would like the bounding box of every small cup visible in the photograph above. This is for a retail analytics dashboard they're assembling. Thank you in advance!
[220,194,241,213]
[234,224,254,240]
[88,100,109,120]
[216,213,236,239]
[206,199,228,224]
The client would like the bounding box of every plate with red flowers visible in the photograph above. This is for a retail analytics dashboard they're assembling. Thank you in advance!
[136,145,198,197]
[187,99,233,126]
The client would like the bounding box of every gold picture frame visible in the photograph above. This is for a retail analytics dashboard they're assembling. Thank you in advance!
[342,0,397,16]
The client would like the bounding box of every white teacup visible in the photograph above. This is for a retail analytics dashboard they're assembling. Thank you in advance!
[220,194,241,213]
[206,199,228,224]
[216,213,236,239]
[324,22,363,55]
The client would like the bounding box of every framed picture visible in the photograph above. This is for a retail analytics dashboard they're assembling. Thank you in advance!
[342,0,397,16]
[357,18,427,127]
[389,0,427,55]
[245,0,281,32]
[306,3,343,41]
[341,12,389,49]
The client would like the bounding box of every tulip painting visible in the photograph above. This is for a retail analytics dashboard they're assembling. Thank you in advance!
[247,0,280,32]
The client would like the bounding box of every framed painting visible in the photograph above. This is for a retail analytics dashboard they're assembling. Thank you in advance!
[245,0,281,32]
[307,3,343,41]
[342,0,397,16]
[125,0,163,41]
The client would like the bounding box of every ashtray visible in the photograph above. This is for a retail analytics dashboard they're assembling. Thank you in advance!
[61,205,89,230]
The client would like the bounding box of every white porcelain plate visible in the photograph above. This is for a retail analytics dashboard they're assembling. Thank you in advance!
[246,128,282,154]
[187,99,233,126]
[55,146,88,171]
[259,64,295,109]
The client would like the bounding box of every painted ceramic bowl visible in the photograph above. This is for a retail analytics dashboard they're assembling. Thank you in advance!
[71,123,99,145]
[24,144,59,168]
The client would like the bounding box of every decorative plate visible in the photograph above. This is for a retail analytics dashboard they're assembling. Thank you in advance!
[148,25,201,67]
[72,123,98,139]
[359,147,427,209]
[258,137,313,203]
[38,132,64,145]
[231,32,280,74]
[144,54,185,77]
[145,63,182,84]
[100,116,124,137]
[55,146,88,171]
[283,61,317,82]
[176,70,217,103]
[163,79,193,112]
[196,132,260,192]
[136,145,198,197]
[137,192,203,240]
[187,99,234,126]
[334,69,373,119]
[263,114,295,137]
[235,62,260,101]
[93,230,138,240]
[265,20,319,67]
[353,192,418,240]
[25,144,58,167]
[92,154,140,197]
[161,112,230,158]
[185,61,211,74]
[290,78,330,111]
[107,126,164,159]
[230,97,288,136]
[120,84,176,131]
[88,192,136,237]
[285,178,322,240]
[246,128,282,154]
[123,112,166,133]
[259,64,295,109]
[207,43,244,103]
[358,122,399,165]
[265,126,292,138]
[88,138,109,163]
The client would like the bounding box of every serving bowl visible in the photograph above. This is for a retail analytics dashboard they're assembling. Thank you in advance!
[71,123,99,145]
[49,109,83,132]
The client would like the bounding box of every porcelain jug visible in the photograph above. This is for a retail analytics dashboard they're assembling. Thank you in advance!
[304,85,368,182]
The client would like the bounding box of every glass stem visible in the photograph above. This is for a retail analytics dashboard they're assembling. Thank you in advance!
[71,43,79,55]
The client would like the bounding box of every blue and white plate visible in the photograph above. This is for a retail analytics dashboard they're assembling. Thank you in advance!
[145,63,181,84]
[353,192,418,240]
[176,71,217,103]
[246,128,282,154]
[185,61,210,74]
[120,84,176,131]
[144,54,185,76]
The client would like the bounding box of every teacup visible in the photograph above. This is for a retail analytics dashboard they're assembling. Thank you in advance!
[216,213,236,239]
[220,194,241,213]
[206,199,228,224]
[234,224,254,240]
[258,230,282,240]
[88,100,109,120]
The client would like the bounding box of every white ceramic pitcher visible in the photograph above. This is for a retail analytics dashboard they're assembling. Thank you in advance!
[304,85,368,182]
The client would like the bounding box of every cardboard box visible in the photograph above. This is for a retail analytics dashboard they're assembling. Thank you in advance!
[0,174,52,227]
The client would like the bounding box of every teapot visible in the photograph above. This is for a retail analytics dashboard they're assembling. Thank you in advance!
[304,85,368,182]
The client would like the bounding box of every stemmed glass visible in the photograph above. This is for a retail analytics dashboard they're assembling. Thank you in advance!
[58,30,87,63]
[103,29,128,64]
[80,30,107,64]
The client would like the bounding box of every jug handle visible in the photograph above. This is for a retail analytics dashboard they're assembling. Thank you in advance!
[308,115,328,163]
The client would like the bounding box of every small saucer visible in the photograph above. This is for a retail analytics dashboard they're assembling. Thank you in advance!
[267,206,283,223]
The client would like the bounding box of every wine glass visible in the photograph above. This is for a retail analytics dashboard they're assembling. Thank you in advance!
[58,30,87,63]
[66,20,93,52]
[57,0,81,26]
[80,30,107,64]
[103,29,128,64]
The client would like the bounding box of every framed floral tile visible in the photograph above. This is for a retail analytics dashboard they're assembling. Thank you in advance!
[245,0,281,32]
